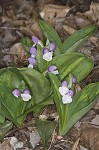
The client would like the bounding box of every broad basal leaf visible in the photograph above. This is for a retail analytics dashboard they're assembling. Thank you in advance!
[63,25,96,53]
[36,43,48,73]
[0,114,5,124]
[22,95,54,116]
[36,119,56,147]
[0,120,13,142]
[21,37,33,52]
[48,73,99,136]
[19,68,51,104]
[52,52,94,82]
[0,68,28,126]
[60,82,99,135]
[39,20,62,55]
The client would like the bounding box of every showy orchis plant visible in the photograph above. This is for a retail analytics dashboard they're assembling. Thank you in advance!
[0,20,99,143]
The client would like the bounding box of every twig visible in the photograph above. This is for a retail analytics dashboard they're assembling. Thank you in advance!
[0,26,19,30]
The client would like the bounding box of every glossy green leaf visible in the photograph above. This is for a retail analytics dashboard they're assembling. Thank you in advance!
[63,25,96,53]
[52,52,93,82]
[48,73,62,124]
[0,120,13,142]
[19,68,51,104]
[36,119,56,147]
[36,43,47,73]
[21,37,33,52]
[0,68,29,127]
[21,95,54,116]
[60,82,99,135]
[0,114,5,124]
[0,102,20,127]
[39,20,62,55]
[48,73,99,136]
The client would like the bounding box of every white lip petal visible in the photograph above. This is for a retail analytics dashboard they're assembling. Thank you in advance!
[52,70,59,75]
[31,54,36,58]
[28,64,34,68]
[21,94,31,101]
[62,95,72,104]
[14,94,18,98]
[43,52,52,61]
[59,86,69,96]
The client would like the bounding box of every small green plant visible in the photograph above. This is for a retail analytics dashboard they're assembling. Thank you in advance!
[0,20,99,146]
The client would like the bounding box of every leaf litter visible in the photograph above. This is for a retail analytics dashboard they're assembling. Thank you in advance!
[0,0,99,149]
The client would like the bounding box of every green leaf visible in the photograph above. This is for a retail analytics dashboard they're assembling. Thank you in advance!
[21,95,54,116]
[52,52,93,82]
[19,68,51,104]
[0,120,13,142]
[36,43,47,73]
[0,68,29,127]
[48,73,62,124]
[48,73,99,136]
[63,25,96,53]
[60,82,99,135]
[21,37,33,52]
[36,119,56,147]
[0,114,5,124]
[39,20,62,55]
[0,102,20,127]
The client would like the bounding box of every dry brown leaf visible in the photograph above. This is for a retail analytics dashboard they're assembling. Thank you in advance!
[31,21,45,42]
[19,26,35,37]
[40,4,70,25]
[77,2,99,26]
[29,128,41,149]
[9,43,27,65]
[0,139,14,150]
[94,100,99,110]
[2,16,27,27]
[72,138,80,150]
[91,115,99,125]
[9,137,23,149]
[80,126,99,150]
[80,145,88,150]
[75,84,81,93]
[74,15,92,28]
[63,25,76,35]
[90,36,98,46]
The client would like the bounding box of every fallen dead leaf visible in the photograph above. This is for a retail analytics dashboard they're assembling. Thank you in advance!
[80,145,88,150]
[72,137,80,150]
[29,128,41,149]
[80,126,99,150]
[63,24,76,35]
[40,4,70,25]
[77,2,99,26]
[0,139,14,150]
[91,115,99,125]
[9,42,27,65]
[31,21,45,42]
[89,36,98,46]
[10,136,23,149]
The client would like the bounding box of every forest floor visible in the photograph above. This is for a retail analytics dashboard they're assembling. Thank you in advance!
[0,0,99,149]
